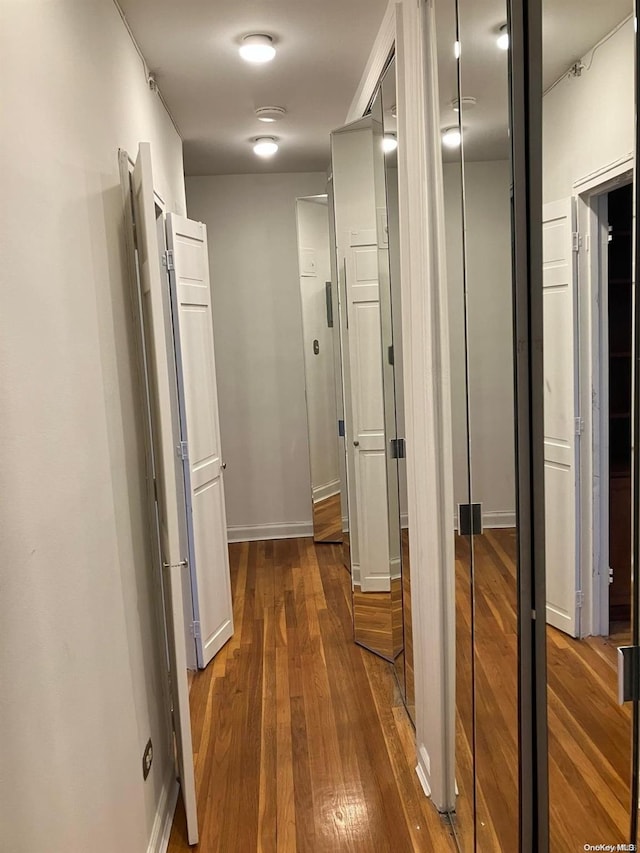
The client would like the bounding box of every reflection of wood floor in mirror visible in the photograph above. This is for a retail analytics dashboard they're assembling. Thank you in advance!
[352,578,403,660]
[168,537,456,852]
[313,493,343,543]
[454,529,632,852]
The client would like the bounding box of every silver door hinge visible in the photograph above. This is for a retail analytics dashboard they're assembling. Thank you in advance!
[618,646,640,703]
[572,232,580,252]
[191,620,201,639]
[390,438,406,459]
[574,417,584,436]
[177,441,188,460]
[576,590,584,608]
[162,559,188,570]
[165,249,175,271]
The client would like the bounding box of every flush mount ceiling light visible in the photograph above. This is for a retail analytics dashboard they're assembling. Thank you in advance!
[382,135,398,153]
[451,96,477,113]
[253,136,279,157]
[255,106,287,122]
[239,34,276,63]
[497,25,509,51]
[442,127,462,149]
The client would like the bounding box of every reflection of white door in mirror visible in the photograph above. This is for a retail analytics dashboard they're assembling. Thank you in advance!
[346,232,392,591]
[543,197,580,637]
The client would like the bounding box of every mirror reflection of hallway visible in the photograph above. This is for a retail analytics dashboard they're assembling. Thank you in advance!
[295,195,345,546]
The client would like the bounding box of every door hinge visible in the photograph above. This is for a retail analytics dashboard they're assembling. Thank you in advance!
[191,620,201,640]
[177,440,188,460]
[574,417,584,436]
[609,567,614,585]
[153,477,158,503]
[618,646,640,703]
[576,590,584,608]
[388,345,394,365]
[338,419,345,438]
[165,249,175,271]
[572,232,580,252]
[390,437,406,459]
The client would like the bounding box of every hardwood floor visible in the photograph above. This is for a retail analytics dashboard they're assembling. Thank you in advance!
[453,529,634,852]
[352,578,403,661]
[168,537,456,853]
[313,494,343,544]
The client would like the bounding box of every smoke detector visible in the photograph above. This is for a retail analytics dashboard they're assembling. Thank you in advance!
[255,106,287,123]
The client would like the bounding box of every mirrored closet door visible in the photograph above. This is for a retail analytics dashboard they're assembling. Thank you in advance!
[540,0,639,848]
[436,0,640,848]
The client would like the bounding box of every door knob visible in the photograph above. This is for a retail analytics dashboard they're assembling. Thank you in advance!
[221,462,227,470]
[353,440,360,447]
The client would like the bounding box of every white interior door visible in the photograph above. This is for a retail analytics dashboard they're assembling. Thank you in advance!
[543,197,580,637]
[131,144,198,844]
[346,230,391,592]
[166,213,234,669]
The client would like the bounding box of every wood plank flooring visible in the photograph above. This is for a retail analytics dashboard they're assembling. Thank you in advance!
[312,494,343,544]
[168,538,456,853]
[453,529,634,852]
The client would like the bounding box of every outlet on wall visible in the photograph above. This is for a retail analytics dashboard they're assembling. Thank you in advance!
[142,738,153,781]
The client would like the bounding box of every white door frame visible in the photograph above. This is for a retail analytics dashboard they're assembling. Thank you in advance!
[349,0,456,811]
[573,154,634,637]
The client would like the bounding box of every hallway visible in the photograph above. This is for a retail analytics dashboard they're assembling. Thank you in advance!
[167,539,455,852]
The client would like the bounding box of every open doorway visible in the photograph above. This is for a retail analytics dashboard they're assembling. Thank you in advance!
[580,171,635,637]
[604,182,633,627]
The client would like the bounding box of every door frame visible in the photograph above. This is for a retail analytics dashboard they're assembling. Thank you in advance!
[573,155,634,637]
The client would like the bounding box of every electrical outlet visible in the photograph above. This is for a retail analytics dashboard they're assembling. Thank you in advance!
[142,738,153,781]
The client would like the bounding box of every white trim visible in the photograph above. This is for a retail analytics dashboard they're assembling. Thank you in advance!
[573,154,634,195]
[345,1,396,123]
[416,746,432,798]
[227,521,314,543]
[396,0,456,812]
[146,769,179,853]
[312,479,341,503]
[482,511,516,529]
[574,161,634,636]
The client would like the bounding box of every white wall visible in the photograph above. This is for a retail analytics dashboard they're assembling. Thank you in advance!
[185,172,327,541]
[444,160,516,525]
[0,2,186,852]
[543,17,634,203]
[296,198,340,501]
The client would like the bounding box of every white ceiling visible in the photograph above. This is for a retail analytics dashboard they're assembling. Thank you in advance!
[118,0,388,175]
[436,0,633,162]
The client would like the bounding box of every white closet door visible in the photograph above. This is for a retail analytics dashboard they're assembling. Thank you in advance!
[166,213,234,669]
[346,230,391,592]
[543,197,580,637]
[131,144,198,845]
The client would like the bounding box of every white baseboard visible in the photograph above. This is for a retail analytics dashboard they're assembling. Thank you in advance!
[483,511,516,528]
[351,562,361,586]
[416,745,431,798]
[227,521,314,543]
[312,479,341,503]
[147,767,178,853]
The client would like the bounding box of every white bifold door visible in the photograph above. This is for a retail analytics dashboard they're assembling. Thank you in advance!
[131,143,199,844]
[345,230,391,592]
[543,197,580,637]
[166,213,234,668]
